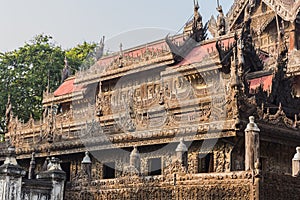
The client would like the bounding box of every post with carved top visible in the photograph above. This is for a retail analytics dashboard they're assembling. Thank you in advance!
[292,147,300,177]
[0,146,26,200]
[245,116,260,171]
[37,157,66,200]
[245,117,262,200]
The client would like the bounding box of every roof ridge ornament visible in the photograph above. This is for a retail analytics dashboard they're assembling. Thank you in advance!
[194,0,199,10]
[118,43,124,68]
[217,0,220,9]
[64,56,68,67]
[61,56,70,83]
[165,0,207,62]
[95,36,105,61]
[216,0,226,36]
[5,94,12,134]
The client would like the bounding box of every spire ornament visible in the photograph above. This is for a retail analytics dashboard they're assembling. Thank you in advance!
[119,43,124,67]
[95,36,105,60]
[216,0,226,36]
[5,94,12,134]
[61,56,70,82]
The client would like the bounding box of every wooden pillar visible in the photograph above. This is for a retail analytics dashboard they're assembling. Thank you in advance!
[245,116,260,170]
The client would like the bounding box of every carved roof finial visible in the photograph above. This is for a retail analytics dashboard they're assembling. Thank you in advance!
[217,0,222,12]
[100,36,105,46]
[64,56,68,67]
[5,94,12,133]
[194,0,199,10]
[96,36,105,60]
[119,43,123,58]
[61,56,70,82]
[46,70,50,94]
[120,43,123,53]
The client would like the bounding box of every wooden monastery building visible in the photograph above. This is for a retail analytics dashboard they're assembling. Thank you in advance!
[1,0,300,199]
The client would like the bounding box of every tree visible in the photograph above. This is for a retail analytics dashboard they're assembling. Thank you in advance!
[65,41,97,72]
[0,34,97,133]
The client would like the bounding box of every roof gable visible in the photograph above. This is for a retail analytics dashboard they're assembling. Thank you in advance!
[53,77,82,97]
[225,0,300,34]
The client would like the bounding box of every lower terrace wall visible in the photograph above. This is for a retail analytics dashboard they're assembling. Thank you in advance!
[65,171,254,200]
[261,172,300,200]
[21,179,52,200]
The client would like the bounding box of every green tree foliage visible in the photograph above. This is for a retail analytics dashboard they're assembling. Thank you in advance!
[65,41,96,72]
[0,34,96,133]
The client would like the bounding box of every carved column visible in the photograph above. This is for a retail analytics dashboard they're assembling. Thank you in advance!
[37,157,66,200]
[292,147,300,177]
[0,147,26,200]
[245,116,260,170]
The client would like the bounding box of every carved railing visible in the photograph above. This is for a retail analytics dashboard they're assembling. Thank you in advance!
[66,171,254,200]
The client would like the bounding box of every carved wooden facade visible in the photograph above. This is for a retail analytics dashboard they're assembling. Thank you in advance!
[3,0,300,199]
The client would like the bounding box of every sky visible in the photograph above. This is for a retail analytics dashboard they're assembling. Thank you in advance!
[0,0,234,53]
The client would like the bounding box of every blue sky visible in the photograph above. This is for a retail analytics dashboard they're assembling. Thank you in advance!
[0,0,233,52]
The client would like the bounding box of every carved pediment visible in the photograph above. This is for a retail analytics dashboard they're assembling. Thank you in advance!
[226,0,251,31]
[261,0,300,22]
[251,11,275,34]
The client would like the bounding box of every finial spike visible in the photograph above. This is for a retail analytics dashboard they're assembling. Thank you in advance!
[249,116,255,123]
[64,56,68,67]
[61,56,70,82]
[5,94,12,133]
[194,0,199,9]
[119,43,124,61]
